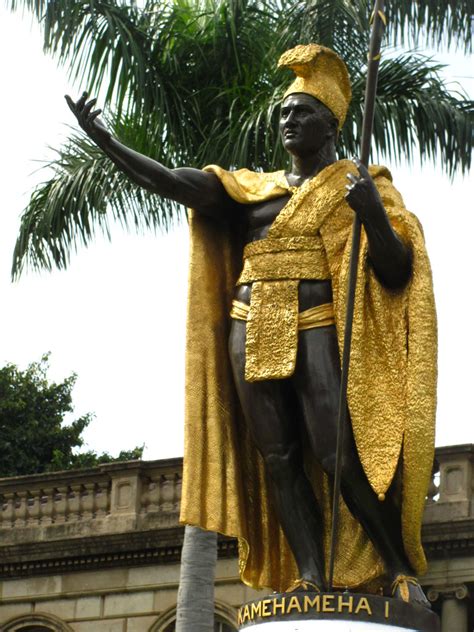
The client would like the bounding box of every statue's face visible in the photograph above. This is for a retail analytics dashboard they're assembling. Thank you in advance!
[279,93,336,157]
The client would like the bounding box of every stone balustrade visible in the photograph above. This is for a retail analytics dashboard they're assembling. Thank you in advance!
[1,444,471,540]
[0,445,472,573]
[0,477,111,529]
[0,458,183,547]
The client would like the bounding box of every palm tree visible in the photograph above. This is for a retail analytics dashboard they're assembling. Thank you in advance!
[176,527,218,632]
[7,0,472,278]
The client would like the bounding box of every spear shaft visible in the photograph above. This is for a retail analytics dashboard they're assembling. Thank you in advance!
[327,0,387,592]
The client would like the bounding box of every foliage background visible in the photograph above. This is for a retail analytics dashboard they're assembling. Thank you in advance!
[0,354,143,477]
[6,0,472,276]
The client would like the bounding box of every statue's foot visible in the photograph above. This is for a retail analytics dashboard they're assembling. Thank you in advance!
[286,577,322,593]
[391,575,431,609]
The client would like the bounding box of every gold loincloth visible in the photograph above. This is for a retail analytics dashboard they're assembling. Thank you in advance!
[237,235,331,382]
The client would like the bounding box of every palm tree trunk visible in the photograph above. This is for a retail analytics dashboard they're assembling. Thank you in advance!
[176,526,218,632]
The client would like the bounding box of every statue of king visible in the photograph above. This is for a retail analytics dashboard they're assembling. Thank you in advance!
[66,43,437,607]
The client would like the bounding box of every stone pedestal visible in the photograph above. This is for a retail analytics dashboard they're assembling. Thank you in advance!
[237,592,440,631]
[241,624,417,631]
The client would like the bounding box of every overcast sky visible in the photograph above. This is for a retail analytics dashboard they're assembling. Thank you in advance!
[0,7,472,461]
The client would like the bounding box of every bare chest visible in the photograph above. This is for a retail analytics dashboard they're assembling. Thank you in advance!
[244,194,291,242]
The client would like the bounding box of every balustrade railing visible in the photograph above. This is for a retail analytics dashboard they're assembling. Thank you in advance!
[0,446,471,542]
[0,479,112,529]
[0,459,183,541]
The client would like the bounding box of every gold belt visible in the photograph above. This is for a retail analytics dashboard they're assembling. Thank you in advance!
[237,236,330,284]
[231,300,335,331]
[234,235,331,382]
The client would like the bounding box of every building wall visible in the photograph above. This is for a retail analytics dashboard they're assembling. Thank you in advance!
[0,559,254,631]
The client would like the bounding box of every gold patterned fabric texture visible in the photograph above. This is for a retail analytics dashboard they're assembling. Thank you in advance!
[180,159,437,593]
[278,44,352,128]
[231,299,335,331]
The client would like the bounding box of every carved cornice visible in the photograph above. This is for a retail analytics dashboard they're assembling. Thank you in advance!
[0,527,238,579]
[424,538,474,559]
[422,518,474,559]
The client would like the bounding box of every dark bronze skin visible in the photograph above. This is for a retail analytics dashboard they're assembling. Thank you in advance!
[65,91,426,605]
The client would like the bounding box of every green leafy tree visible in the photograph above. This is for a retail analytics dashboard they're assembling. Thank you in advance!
[0,354,143,477]
[7,0,472,277]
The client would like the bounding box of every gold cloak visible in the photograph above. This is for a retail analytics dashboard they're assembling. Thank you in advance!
[180,159,437,592]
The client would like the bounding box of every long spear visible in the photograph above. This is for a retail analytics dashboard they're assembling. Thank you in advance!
[327,0,387,592]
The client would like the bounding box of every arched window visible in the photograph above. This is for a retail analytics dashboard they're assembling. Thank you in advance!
[11,627,53,632]
[163,617,236,632]
[151,601,237,632]
[2,614,73,632]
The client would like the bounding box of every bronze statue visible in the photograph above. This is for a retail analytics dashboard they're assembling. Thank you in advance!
[66,44,436,607]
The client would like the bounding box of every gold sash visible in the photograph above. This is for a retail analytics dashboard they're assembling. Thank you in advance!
[231,299,335,331]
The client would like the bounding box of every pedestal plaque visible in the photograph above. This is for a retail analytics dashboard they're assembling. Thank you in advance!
[237,592,440,631]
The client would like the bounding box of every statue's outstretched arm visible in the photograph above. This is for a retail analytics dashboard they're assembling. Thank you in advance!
[345,158,412,290]
[65,92,230,214]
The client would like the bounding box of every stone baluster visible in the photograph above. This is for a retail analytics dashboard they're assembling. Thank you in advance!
[1,492,15,528]
[81,482,95,520]
[26,489,41,526]
[40,488,54,525]
[12,493,20,527]
[0,494,4,528]
[147,479,160,513]
[159,474,175,513]
[26,493,35,525]
[428,584,469,632]
[94,483,110,518]
[67,484,83,521]
[140,479,151,515]
[13,491,28,527]
[173,474,182,512]
[53,486,68,523]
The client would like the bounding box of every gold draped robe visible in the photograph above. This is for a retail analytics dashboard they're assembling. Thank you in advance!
[180,159,437,592]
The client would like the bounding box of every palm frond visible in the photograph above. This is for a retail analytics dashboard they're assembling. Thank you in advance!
[370,54,473,175]
[387,1,473,54]
[342,54,473,175]
[7,0,473,277]
[8,0,157,115]
[12,126,178,278]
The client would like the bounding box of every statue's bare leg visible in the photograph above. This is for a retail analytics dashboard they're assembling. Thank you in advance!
[229,319,325,588]
[293,325,430,606]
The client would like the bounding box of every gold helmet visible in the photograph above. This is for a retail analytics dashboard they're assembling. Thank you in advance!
[278,44,352,130]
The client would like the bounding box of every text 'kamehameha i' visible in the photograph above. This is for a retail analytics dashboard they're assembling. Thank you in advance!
[238,593,392,625]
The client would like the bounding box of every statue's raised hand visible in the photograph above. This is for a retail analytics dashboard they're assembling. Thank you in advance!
[65,92,110,145]
[345,157,384,223]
